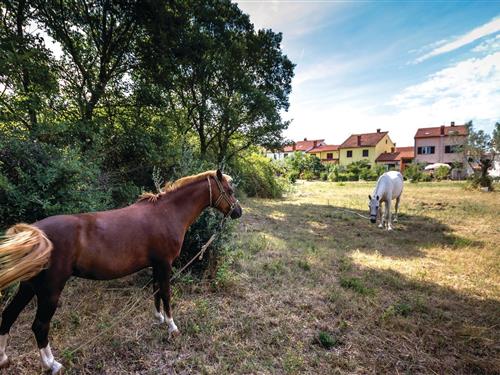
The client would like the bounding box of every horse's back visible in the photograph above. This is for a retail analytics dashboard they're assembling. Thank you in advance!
[384,171,403,197]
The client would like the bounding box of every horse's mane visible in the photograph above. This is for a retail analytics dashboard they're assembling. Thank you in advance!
[137,170,232,203]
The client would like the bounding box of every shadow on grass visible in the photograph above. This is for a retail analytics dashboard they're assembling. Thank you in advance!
[333,262,500,374]
[242,201,483,259]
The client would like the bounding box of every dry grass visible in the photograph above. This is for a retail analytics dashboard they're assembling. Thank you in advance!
[1,181,499,374]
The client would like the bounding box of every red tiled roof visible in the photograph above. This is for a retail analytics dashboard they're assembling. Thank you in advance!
[396,146,414,159]
[340,131,388,148]
[283,139,325,152]
[376,146,415,162]
[307,144,339,153]
[415,125,467,138]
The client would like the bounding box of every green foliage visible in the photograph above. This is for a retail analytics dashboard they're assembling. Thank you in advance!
[403,163,424,182]
[434,166,450,181]
[284,152,324,181]
[233,152,288,198]
[316,331,338,350]
[0,136,111,228]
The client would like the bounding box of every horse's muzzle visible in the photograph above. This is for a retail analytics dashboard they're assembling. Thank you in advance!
[230,205,242,219]
[370,216,376,224]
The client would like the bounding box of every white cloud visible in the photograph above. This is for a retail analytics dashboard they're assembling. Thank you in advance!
[415,16,500,63]
[473,34,500,53]
[235,1,337,37]
[284,52,500,146]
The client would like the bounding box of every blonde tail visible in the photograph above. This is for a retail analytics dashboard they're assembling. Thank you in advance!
[0,224,53,290]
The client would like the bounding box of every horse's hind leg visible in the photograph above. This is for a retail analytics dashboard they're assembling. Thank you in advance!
[386,200,393,231]
[32,285,65,374]
[0,282,35,367]
[394,196,400,223]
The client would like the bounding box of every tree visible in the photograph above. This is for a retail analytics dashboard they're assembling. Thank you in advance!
[141,0,294,163]
[464,121,498,189]
[0,0,58,132]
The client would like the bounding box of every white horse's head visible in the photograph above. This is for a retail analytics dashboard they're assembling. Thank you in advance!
[368,195,379,223]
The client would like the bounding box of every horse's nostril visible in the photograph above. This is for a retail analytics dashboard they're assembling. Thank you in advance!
[370,218,376,223]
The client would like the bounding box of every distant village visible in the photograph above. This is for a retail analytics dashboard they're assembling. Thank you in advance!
[267,122,469,175]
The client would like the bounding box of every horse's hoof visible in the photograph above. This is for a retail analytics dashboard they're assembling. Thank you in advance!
[49,361,63,374]
[169,328,180,338]
[0,357,10,369]
[387,227,393,231]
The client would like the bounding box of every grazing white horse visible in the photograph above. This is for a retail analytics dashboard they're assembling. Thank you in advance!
[368,171,403,231]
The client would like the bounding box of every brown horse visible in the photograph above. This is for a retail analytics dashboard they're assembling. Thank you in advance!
[0,170,241,374]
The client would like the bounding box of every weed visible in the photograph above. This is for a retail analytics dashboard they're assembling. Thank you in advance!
[339,276,374,295]
[297,259,311,271]
[316,331,338,349]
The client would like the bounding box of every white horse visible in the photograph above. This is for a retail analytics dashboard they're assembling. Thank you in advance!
[368,170,403,231]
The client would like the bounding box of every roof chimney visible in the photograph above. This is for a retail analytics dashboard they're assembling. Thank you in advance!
[376,128,381,133]
[292,142,296,151]
[303,137,307,141]
[313,140,317,148]
[440,125,445,135]
[451,121,455,126]
[357,135,361,146]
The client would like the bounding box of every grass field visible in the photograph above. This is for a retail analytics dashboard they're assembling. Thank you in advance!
[1,181,499,374]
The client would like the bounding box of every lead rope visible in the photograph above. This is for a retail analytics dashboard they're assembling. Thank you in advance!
[66,176,236,355]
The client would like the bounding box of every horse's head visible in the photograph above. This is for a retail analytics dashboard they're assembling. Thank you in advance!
[211,169,242,219]
[368,194,380,223]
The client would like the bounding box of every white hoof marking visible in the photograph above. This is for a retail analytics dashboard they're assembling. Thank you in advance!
[166,317,179,336]
[40,344,63,374]
[0,334,8,367]
[154,309,165,324]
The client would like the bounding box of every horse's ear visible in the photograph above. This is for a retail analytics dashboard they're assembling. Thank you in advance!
[216,169,223,181]
[368,195,372,200]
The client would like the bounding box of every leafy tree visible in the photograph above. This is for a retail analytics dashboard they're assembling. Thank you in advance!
[142,0,294,163]
[464,121,498,189]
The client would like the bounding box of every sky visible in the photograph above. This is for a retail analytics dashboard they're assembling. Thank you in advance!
[236,0,500,147]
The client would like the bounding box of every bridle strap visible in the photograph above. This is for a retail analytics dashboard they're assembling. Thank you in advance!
[207,175,238,217]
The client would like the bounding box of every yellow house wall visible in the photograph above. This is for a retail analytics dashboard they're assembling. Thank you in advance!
[339,134,395,166]
[309,150,339,160]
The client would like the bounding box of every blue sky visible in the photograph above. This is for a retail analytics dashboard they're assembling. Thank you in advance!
[236,1,500,147]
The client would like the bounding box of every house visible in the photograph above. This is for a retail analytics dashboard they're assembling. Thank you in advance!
[307,144,340,163]
[338,129,395,166]
[375,146,415,171]
[414,122,468,165]
[266,138,325,160]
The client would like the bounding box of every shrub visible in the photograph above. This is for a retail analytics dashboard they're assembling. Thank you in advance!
[284,152,324,181]
[434,166,450,181]
[234,152,288,198]
[0,137,111,228]
[403,163,424,182]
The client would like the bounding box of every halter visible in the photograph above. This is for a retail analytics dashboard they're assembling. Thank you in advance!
[207,176,238,217]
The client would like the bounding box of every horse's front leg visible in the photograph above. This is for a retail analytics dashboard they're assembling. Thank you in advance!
[386,199,393,231]
[378,202,384,228]
[152,266,165,324]
[156,262,179,337]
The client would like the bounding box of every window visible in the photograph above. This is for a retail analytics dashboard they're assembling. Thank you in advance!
[347,150,353,158]
[362,149,369,157]
[417,146,435,155]
[445,145,460,153]
[326,153,333,160]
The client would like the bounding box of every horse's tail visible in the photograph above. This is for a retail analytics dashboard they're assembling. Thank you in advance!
[0,224,53,291]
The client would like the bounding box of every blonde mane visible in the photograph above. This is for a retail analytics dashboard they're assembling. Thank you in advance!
[137,170,232,203]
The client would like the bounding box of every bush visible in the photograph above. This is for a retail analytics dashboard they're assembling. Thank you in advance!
[284,152,324,181]
[434,166,450,181]
[234,152,288,198]
[403,163,424,182]
[0,137,111,228]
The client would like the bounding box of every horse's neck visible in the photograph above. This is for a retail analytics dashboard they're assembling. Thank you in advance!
[374,177,389,199]
[164,180,211,229]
